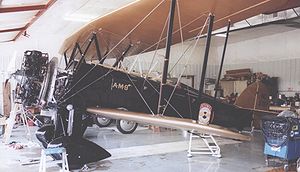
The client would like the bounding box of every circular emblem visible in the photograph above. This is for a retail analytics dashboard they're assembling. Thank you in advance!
[198,103,212,125]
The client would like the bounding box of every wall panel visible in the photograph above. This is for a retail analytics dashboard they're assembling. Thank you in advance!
[219,58,300,96]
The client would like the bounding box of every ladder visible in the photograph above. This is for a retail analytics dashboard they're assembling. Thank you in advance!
[187,130,221,158]
[39,147,69,172]
[3,103,31,144]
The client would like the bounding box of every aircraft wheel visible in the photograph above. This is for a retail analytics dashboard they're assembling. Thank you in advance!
[116,119,138,134]
[95,117,113,127]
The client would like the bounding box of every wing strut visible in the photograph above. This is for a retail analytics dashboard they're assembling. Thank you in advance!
[112,44,133,67]
[64,32,103,70]
[157,0,177,115]
[196,14,214,120]
[65,43,80,70]
[214,20,231,101]
[209,20,231,123]
[94,33,102,61]
[63,51,68,67]
[74,35,95,71]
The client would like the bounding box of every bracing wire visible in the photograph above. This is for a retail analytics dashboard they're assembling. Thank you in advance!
[137,13,209,55]
[120,12,210,117]
[130,12,209,78]
[58,0,166,103]
[66,32,94,66]
[145,14,169,77]
[124,73,155,115]
[142,78,182,117]
[145,0,184,79]
[58,68,114,105]
[168,41,192,75]
[162,15,209,115]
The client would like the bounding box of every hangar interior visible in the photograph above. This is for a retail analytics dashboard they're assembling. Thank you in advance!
[1,0,300,172]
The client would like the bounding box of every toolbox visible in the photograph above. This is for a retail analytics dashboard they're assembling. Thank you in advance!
[262,116,300,171]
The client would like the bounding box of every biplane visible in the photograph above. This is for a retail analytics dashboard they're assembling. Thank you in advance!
[12,0,300,169]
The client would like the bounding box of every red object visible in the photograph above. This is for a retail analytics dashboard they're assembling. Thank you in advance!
[27,119,34,126]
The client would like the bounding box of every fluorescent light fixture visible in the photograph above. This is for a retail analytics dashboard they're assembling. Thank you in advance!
[95,0,140,20]
[64,13,98,22]
[64,0,140,23]
[215,33,227,37]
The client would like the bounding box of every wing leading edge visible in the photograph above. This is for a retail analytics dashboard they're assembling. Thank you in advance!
[60,0,300,60]
[86,107,250,141]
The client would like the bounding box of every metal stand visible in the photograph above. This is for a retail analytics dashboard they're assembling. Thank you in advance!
[187,130,221,158]
[3,103,31,144]
[39,147,69,172]
[297,158,300,172]
[0,117,6,135]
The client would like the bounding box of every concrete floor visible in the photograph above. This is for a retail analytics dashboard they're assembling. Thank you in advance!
[0,124,274,172]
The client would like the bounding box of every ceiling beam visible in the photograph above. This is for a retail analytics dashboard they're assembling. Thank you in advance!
[0,27,26,33]
[0,3,47,13]
[12,0,57,41]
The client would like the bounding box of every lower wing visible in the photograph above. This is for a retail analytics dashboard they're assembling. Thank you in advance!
[86,107,250,141]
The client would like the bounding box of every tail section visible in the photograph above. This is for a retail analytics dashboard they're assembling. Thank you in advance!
[235,81,273,129]
[235,81,270,111]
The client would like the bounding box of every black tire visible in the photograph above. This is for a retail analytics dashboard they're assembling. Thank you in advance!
[95,116,113,127]
[116,119,138,134]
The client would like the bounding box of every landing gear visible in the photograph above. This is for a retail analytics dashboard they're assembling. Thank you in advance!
[114,108,138,134]
[116,119,138,134]
[95,117,113,127]
[95,117,137,134]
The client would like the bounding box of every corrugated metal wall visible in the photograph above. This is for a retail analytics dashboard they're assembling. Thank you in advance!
[126,60,220,90]
[133,57,300,97]
[221,58,300,96]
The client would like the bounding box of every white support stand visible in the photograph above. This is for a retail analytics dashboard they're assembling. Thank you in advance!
[3,103,31,144]
[0,117,6,135]
[39,147,69,172]
[187,130,221,158]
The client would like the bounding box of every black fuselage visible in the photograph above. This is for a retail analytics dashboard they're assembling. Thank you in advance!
[60,63,252,131]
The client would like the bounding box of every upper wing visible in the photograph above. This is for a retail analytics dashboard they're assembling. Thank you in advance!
[86,107,250,141]
[60,0,300,60]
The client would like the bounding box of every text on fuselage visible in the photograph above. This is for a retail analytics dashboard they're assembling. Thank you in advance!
[111,82,131,91]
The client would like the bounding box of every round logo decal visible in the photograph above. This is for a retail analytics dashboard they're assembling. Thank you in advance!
[198,103,212,125]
